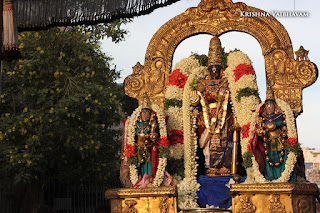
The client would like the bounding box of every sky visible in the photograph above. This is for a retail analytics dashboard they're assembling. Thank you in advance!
[102,0,320,149]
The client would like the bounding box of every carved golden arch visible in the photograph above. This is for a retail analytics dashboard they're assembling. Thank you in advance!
[124,0,318,116]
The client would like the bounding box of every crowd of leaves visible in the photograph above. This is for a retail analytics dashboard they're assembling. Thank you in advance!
[0,25,126,188]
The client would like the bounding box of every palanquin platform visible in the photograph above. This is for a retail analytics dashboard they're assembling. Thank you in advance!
[230,183,319,213]
[106,183,319,212]
[105,186,178,213]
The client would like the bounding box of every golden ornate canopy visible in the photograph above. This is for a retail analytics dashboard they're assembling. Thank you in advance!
[124,0,318,116]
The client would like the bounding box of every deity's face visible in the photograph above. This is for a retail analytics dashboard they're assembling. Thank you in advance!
[141,109,152,122]
[208,64,222,79]
[264,100,276,115]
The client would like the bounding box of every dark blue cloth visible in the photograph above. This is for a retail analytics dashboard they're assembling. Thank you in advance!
[197,175,246,208]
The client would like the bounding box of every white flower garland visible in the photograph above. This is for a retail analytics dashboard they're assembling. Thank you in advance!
[173,56,200,76]
[225,51,298,183]
[172,174,183,186]
[177,177,201,210]
[165,66,184,160]
[250,152,297,183]
[165,85,184,101]
[276,98,297,138]
[224,51,260,155]
[177,66,206,209]
[127,106,143,146]
[226,51,252,68]
[129,164,139,185]
[166,106,184,132]
[153,157,167,186]
[164,59,206,209]
[169,143,184,159]
[126,103,168,186]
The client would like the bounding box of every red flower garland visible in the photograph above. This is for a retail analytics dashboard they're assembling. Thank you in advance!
[159,136,170,148]
[169,135,184,145]
[125,144,137,158]
[241,123,250,138]
[167,69,188,88]
[233,64,255,82]
[286,138,298,147]
[168,129,184,145]
[170,129,183,136]
[247,142,252,151]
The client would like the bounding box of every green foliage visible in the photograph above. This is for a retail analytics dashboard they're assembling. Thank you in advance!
[236,87,259,102]
[164,98,182,110]
[222,48,240,69]
[166,158,184,178]
[80,19,131,43]
[191,52,208,66]
[191,48,240,69]
[158,146,170,158]
[0,26,126,187]
[242,151,253,169]
[285,143,300,156]
[127,156,138,166]
[189,78,199,91]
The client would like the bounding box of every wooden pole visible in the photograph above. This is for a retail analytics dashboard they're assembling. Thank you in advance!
[0,0,3,101]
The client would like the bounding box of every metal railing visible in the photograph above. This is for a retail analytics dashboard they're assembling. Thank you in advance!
[0,172,122,213]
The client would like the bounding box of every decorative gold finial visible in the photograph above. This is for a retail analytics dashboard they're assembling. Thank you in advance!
[132,62,144,75]
[141,93,152,109]
[295,46,309,61]
[208,36,223,66]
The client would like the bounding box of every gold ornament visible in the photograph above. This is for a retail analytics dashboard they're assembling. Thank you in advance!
[266,86,275,100]
[208,36,223,66]
[141,93,152,109]
[295,46,309,61]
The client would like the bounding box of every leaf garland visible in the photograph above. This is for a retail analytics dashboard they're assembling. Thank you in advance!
[236,87,259,102]
[242,151,253,169]
[164,98,182,110]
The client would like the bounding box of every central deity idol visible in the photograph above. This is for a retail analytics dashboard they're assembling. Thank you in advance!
[192,36,234,176]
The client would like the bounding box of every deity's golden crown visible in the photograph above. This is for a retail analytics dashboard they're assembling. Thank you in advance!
[266,87,275,100]
[208,36,223,66]
[141,93,152,109]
